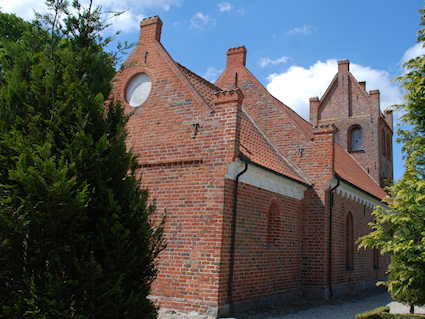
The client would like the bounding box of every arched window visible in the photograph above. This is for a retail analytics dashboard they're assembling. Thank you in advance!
[382,129,386,156]
[345,213,354,270]
[267,201,280,248]
[349,126,362,151]
[387,133,391,159]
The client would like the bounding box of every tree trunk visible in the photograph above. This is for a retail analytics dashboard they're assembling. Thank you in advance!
[410,304,414,313]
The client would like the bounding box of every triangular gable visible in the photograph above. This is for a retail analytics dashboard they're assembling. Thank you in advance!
[176,62,222,106]
[272,96,314,139]
[217,65,314,141]
[316,73,338,112]
[347,72,370,99]
[316,71,374,118]
[152,41,217,112]
[114,35,218,116]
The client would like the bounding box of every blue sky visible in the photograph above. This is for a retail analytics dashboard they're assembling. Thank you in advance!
[2,0,425,181]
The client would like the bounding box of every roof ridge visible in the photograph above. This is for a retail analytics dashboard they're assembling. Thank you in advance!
[318,72,371,112]
[153,41,214,112]
[272,96,314,138]
[348,72,370,99]
[176,62,222,92]
[239,66,313,139]
[317,73,338,105]
[242,107,311,184]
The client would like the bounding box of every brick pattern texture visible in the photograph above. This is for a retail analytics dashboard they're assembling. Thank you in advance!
[309,60,393,187]
[111,16,393,316]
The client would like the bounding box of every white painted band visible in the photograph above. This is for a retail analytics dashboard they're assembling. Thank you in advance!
[226,159,307,200]
[327,176,385,208]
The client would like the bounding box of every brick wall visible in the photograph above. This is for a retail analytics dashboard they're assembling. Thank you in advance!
[111,17,391,316]
[112,17,245,315]
[220,180,303,313]
[310,60,393,187]
[216,47,336,296]
[299,125,335,295]
[331,192,390,294]
[379,117,393,186]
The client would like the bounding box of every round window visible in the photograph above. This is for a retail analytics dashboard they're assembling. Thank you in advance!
[125,73,152,107]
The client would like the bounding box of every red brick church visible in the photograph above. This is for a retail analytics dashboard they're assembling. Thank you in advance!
[112,16,393,317]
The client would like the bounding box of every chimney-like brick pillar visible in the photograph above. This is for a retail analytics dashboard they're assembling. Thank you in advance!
[214,89,244,162]
[338,59,349,73]
[384,109,393,131]
[309,97,320,126]
[139,16,163,44]
[369,90,380,116]
[359,81,366,91]
[226,46,247,68]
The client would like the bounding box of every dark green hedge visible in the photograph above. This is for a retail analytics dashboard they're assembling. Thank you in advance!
[356,306,390,319]
[356,306,425,319]
[381,314,425,319]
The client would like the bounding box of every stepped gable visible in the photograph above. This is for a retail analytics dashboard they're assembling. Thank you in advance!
[176,62,222,107]
[239,111,308,184]
[334,143,387,200]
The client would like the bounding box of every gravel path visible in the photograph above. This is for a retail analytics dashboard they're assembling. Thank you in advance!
[158,290,425,319]
[234,291,391,319]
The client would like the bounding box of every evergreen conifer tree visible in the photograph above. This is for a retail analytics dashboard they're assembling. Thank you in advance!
[0,1,164,318]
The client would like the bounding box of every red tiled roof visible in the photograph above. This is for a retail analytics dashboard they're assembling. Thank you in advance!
[239,111,308,184]
[176,63,222,106]
[177,62,383,199]
[236,65,385,199]
[334,144,387,200]
[177,62,307,185]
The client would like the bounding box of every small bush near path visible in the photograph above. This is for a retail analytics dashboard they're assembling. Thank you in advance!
[381,314,425,319]
[356,306,390,319]
[356,307,425,319]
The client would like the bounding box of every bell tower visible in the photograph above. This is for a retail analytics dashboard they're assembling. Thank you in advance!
[309,60,393,187]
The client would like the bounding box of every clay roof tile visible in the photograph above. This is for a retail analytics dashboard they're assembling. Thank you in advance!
[176,63,222,106]
[334,144,387,200]
[240,111,308,184]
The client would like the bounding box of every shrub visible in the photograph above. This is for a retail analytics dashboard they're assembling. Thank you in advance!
[356,306,390,319]
[0,3,165,318]
[381,313,425,319]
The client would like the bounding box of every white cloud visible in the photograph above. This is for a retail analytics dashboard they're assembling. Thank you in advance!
[400,42,425,73]
[107,10,145,33]
[137,0,181,11]
[259,56,290,68]
[0,0,47,20]
[266,59,403,120]
[350,63,403,110]
[0,0,181,32]
[203,66,223,83]
[218,2,232,12]
[402,43,425,62]
[190,12,215,29]
[285,25,316,36]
